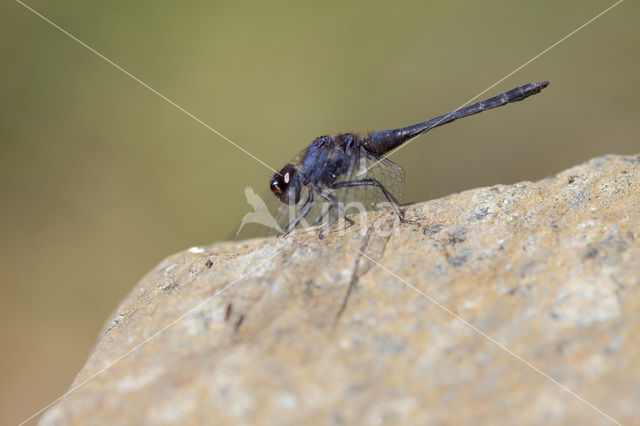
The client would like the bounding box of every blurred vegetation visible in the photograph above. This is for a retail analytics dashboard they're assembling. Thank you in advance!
[1,0,638,423]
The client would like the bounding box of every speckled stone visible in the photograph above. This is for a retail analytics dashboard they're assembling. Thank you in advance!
[41,154,640,425]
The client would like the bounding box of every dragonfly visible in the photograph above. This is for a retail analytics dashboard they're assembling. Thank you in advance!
[267,81,549,237]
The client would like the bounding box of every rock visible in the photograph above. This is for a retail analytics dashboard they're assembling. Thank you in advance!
[41,154,640,425]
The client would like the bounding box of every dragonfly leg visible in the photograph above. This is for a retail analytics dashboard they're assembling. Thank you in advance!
[316,190,355,238]
[329,178,416,224]
[309,199,334,228]
[282,187,315,236]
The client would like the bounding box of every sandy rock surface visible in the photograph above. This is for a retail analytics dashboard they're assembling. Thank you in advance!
[41,154,640,425]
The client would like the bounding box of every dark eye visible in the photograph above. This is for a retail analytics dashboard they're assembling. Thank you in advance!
[270,176,284,196]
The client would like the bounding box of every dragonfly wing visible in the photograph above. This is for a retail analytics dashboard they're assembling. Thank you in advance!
[329,149,405,211]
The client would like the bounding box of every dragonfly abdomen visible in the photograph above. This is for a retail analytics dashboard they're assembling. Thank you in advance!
[363,81,549,155]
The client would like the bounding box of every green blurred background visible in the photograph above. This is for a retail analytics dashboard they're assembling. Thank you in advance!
[1,0,638,423]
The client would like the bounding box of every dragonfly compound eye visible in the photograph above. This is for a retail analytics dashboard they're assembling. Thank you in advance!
[270,176,283,196]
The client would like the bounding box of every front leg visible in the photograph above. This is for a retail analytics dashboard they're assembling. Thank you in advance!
[282,188,314,236]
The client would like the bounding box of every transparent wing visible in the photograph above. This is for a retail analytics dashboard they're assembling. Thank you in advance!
[329,148,405,212]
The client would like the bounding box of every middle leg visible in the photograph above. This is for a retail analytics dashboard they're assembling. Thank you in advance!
[316,190,354,238]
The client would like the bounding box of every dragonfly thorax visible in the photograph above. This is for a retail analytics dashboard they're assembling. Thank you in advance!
[301,134,362,188]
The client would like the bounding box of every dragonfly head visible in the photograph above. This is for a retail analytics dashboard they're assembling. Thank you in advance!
[271,164,303,204]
